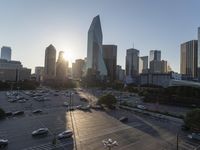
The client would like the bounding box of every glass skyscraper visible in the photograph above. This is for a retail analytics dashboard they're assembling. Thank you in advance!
[86,15,107,77]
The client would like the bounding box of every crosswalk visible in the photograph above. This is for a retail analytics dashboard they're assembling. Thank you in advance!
[23,141,73,150]
[179,140,200,150]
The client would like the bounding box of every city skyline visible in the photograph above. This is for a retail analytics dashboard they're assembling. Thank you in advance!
[0,0,200,72]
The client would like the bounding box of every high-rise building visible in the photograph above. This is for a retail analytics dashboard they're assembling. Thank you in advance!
[150,60,168,73]
[56,51,68,80]
[1,46,11,61]
[35,66,44,82]
[86,15,107,78]
[197,27,200,80]
[180,40,198,78]
[149,50,161,62]
[140,56,148,73]
[44,44,56,80]
[72,59,85,79]
[102,45,117,82]
[116,65,125,81]
[125,48,139,77]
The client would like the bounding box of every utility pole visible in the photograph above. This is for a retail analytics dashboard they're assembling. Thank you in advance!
[176,133,179,150]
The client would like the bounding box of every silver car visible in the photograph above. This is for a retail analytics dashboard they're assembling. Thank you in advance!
[57,130,73,139]
[32,128,49,136]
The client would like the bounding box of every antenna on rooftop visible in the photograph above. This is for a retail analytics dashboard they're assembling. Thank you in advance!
[133,42,134,49]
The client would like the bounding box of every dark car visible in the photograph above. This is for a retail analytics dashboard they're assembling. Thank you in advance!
[80,98,88,102]
[0,139,8,148]
[13,111,24,116]
[119,117,128,123]
[181,124,190,131]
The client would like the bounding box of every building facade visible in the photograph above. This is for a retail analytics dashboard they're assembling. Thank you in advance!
[140,72,181,88]
[125,48,139,77]
[1,46,11,61]
[102,45,117,82]
[56,51,68,80]
[72,59,85,79]
[35,66,44,82]
[149,50,161,62]
[150,60,168,73]
[86,15,107,78]
[140,56,148,73]
[44,44,56,80]
[180,40,198,78]
[116,65,125,81]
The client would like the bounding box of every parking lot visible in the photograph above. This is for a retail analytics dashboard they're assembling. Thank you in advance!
[0,88,199,150]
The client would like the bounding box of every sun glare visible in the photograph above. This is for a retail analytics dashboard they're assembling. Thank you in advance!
[63,52,74,67]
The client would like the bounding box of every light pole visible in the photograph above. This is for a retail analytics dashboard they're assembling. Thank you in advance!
[102,138,118,150]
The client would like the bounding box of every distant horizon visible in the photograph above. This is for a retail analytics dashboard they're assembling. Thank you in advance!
[1,0,200,73]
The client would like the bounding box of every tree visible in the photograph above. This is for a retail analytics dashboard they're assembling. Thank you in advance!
[97,94,117,107]
[0,108,6,119]
[184,108,200,131]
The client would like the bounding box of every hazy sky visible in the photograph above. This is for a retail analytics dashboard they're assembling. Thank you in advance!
[0,0,200,73]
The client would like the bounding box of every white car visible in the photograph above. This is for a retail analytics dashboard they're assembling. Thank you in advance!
[0,139,8,148]
[32,128,49,136]
[63,102,69,107]
[137,105,146,110]
[57,130,73,139]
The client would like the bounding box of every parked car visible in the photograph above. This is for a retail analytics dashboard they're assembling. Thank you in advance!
[13,111,24,116]
[80,97,88,102]
[188,133,200,141]
[32,109,43,114]
[63,102,69,107]
[0,139,8,148]
[137,105,146,110]
[57,130,73,139]
[119,117,128,123]
[18,99,26,103]
[181,124,190,131]
[32,128,49,136]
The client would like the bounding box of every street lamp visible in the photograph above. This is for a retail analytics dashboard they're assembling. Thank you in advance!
[102,138,118,150]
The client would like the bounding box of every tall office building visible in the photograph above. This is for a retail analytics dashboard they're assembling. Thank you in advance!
[140,56,148,73]
[72,59,85,79]
[150,60,168,73]
[35,66,44,82]
[125,48,139,77]
[198,27,200,80]
[56,51,68,80]
[44,44,56,80]
[149,50,161,62]
[180,40,198,78]
[102,45,117,81]
[86,15,107,78]
[1,46,11,61]
[116,65,125,81]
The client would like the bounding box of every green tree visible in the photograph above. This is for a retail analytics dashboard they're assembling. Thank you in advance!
[97,94,117,107]
[184,108,200,131]
[0,108,6,119]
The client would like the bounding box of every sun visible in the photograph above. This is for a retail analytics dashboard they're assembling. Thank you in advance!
[63,52,74,67]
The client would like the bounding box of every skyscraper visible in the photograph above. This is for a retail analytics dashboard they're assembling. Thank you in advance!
[198,27,200,80]
[180,40,198,78]
[126,48,139,77]
[140,56,148,73]
[44,44,56,80]
[35,66,44,82]
[149,50,161,62]
[86,15,107,78]
[1,46,11,61]
[150,60,168,73]
[102,45,117,82]
[56,51,68,80]
[72,59,85,79]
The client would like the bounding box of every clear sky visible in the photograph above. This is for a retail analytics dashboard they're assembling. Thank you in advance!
[0,0,199,73]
